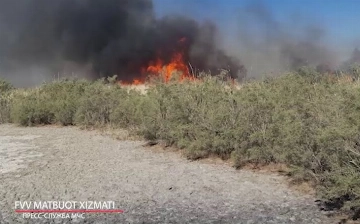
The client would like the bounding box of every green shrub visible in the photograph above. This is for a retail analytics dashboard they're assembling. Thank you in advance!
[10,89,55,126]
[0,78,14,92]
[10,78,90,126]
[229,74,360,217]
[40,79,90,125]
[0,79,14,123]
[110,90,147,129]
[74,80,126,127]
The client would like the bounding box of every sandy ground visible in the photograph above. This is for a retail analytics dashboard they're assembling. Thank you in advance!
[0,124,335,224]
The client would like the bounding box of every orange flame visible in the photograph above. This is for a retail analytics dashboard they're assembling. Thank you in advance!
[120,37,193,85]
[145,51,191,82]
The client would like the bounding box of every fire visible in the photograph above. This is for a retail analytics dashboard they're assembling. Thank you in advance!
[145,51,191,82]
[120,37,193,85]
[119,79,142,85]
[132,79,142,85]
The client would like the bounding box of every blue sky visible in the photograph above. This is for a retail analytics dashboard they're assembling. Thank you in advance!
[153,0,360,48]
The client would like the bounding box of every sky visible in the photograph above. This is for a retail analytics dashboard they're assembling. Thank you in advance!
[153,0,360,51]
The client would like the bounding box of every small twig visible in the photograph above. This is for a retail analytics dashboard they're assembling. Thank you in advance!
[188,62,195,78]
[347,147,360,157]
[349,160,360,170]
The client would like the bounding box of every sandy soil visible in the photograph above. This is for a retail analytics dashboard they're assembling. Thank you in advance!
[0,124,335,224]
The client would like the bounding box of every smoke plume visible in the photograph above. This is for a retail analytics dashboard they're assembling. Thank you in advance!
[0,0,245,87]
[221,1,340,77]
[1,0,359,87]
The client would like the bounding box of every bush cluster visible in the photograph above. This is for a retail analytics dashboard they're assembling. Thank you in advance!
[2,72,360,219]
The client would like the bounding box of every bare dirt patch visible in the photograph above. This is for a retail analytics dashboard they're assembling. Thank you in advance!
[0,135,42,174]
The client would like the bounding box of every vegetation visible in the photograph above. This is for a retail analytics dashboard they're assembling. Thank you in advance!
[1,69,360,220]
[0,78,14,123]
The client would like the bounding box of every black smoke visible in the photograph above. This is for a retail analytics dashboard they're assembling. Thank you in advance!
[0,0,246,86]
